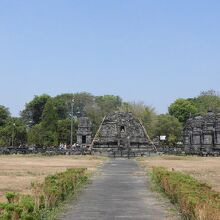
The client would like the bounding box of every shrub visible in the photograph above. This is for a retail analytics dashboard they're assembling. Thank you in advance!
[151,167,220,220]
[41,168,88,209]
[0,168,88,220]
[5,192,18,204]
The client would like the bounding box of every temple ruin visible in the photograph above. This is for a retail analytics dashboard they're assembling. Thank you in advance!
[77,117,92,145]
[183,110,220,155]
[91,112,155,155]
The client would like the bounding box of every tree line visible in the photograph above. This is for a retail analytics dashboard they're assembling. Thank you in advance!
[0,90,219,147]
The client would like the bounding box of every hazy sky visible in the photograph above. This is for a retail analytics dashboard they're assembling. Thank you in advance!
[0,0,220,116]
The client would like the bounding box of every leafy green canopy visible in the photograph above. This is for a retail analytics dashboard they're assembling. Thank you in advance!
[169,90,220,124]
[168,98,197,123]
[0,117,27,146]
[193,90,220,114]
[0,105,10,126]
[154,114,182,146]
[21,94,51,126]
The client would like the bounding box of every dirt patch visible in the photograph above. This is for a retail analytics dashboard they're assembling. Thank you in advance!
[139,155,220,192]
[0,155,104,202]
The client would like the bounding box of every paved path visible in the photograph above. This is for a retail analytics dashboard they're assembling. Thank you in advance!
[61,159,177,220]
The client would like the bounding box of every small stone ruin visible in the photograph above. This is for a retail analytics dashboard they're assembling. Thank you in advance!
[77,117,92,145]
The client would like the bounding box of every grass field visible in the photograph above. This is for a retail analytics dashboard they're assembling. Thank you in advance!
[0,155,105,202]
[139,155,220,192]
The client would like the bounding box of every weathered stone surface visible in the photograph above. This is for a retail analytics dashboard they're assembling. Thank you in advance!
[60,159,179,220]
[92,112,153,155]
[215,113,220,149]
[77,117,92,145]
[183,110,220,155]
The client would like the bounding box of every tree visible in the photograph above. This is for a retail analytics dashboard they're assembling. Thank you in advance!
[41,99,58,131]
[95,95,122,116]
[28,124,59,147]
[84,102,103,136]
[41,130,58,147]
[0,117,27,146]
[40,99,59,146]
[0,126,11,146]
[53,92,95,119]
[21,94,51,126]
[57,119,78,144]
[53,93,75,119]
[192,90,220,114]
[72,92,94,117]
[0,105,10,126]
[154,114,182,146]
[168,98,197,123]
[27,99,59,146]
[27,124,44,146]
[11,118,27,145]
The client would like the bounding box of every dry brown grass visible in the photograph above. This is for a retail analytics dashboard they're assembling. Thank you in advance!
[0,155,105,202]
[139,155,220,193]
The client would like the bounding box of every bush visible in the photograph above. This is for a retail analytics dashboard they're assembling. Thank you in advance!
[0,168,88,220]
[0,196,38,220]
[41,168,88,210]
[5,192,18,204]
[151,167,220,220]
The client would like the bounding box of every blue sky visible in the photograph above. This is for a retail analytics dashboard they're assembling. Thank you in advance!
[0,0,220,116]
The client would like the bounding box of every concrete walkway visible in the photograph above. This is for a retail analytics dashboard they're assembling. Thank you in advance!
[61,159,177,220]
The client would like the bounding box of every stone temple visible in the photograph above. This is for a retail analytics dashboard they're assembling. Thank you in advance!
[91,112,155,155]
[183,110,220,155]
[77,117,92,145]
